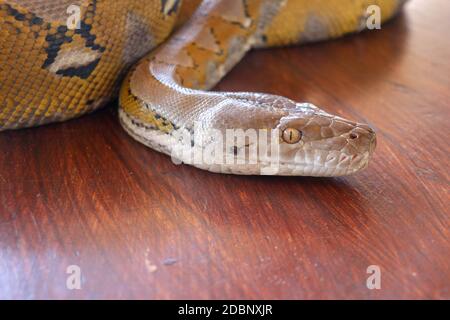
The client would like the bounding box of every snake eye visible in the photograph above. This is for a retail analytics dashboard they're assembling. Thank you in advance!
[282,128,302,144]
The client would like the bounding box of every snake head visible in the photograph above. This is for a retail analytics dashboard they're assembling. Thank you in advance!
[194,93,377,176]
[275,103,377,176]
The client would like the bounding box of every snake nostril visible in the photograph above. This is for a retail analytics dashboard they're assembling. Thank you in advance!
[349,133,358,140]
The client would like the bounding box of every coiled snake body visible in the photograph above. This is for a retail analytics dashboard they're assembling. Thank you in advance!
[0,0,406,176]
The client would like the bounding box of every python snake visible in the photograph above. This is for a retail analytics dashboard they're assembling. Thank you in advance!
[0,0,406,176]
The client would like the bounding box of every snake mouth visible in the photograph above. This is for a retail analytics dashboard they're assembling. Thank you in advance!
[274,151,372,176]
[218,151,373,176]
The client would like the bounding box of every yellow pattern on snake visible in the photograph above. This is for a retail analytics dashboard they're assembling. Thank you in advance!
[0,0,407,176]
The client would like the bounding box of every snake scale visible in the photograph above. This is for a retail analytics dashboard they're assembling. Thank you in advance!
[0,0,406,176]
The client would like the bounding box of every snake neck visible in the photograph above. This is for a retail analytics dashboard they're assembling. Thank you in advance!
[127,0,287,129]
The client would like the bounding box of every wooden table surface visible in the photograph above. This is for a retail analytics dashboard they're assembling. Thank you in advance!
[0,0,449,300]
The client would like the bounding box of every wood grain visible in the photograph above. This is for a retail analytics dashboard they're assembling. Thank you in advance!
[0,0,448,299]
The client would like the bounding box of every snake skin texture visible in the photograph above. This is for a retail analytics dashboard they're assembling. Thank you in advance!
[0,0,185,129]
[1,0,406,176]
